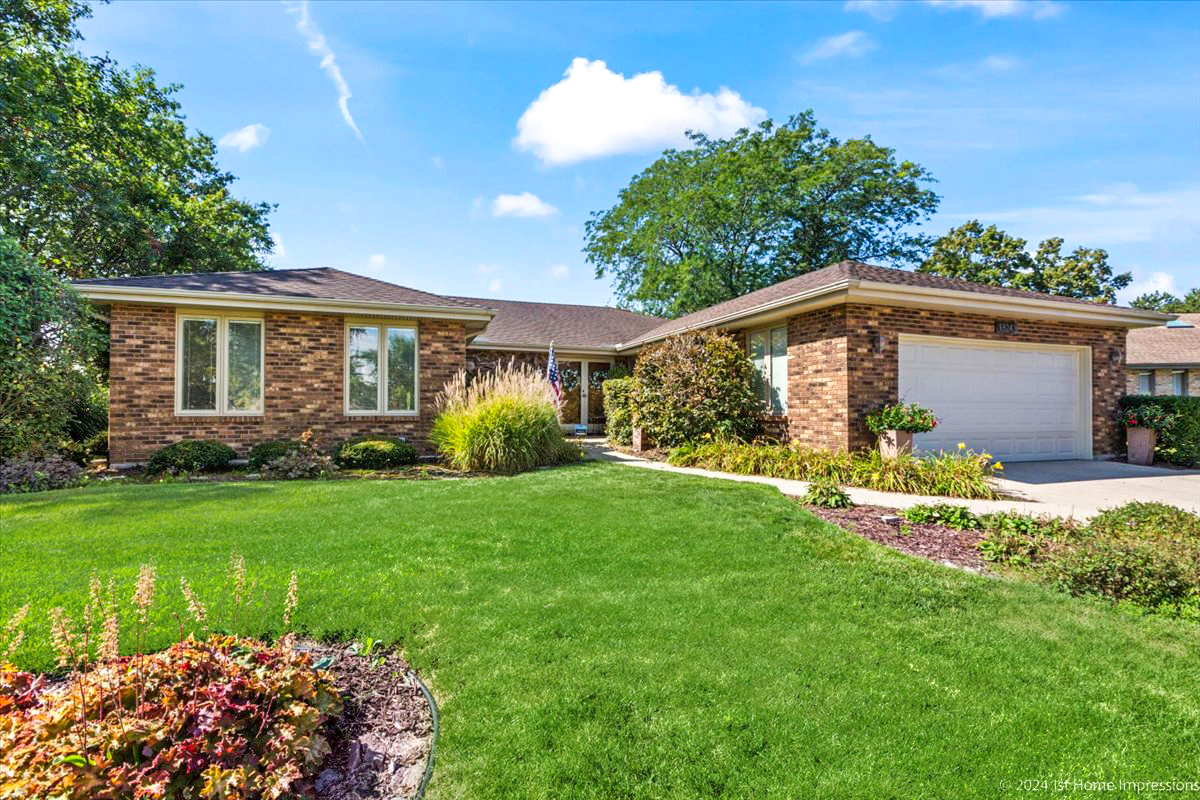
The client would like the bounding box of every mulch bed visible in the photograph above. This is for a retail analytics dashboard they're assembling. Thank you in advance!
[300,641,434,800]
[806,504,988,572]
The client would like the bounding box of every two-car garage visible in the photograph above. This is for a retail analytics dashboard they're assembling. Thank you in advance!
[898,335,1092,462]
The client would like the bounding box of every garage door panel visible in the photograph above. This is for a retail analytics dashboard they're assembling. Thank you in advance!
[899,339,1083,462]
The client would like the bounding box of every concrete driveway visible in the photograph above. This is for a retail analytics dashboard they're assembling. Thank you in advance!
[995,460,1200,518]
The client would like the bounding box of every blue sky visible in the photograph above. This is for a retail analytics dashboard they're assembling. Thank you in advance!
[79,0,1199,307]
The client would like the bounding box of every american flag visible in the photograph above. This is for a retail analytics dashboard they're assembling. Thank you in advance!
[547,343,562,402]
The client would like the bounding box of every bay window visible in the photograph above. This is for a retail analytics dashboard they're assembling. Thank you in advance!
[345,322,418,414]
[750,326,788,414]
[177,314,263,415]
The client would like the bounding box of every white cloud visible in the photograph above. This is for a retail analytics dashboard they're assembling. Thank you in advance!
[366,254,386,272]
[549,264,570,280]
[844,0,901,21]
[487,278,503,293]
[924,0,1065,19]
[271,233,286,259]
[1121,271,1180,304]
[981,55,1022,72]
[952,184,1200,247]
[219,123,270,152]
[476,263,500,276]
[430,155,442,169]
[802,31,876,64]
[514,58,765,165]
[492,192,559,218]
[284,0,363,141]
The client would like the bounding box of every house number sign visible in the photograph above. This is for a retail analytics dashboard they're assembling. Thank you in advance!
[994,321,1018,334]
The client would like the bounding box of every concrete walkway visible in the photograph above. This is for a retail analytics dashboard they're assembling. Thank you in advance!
[585,442,1200,520]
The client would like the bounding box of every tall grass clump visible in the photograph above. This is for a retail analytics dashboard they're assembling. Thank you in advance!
[431,363,581,474]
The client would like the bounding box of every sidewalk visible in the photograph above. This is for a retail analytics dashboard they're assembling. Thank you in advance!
[585,443,1113,520]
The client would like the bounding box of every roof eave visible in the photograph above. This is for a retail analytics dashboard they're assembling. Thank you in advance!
[73,284,497,322]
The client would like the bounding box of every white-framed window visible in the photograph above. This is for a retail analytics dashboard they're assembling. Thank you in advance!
[345,321,418,415]
[176,314,263,415]
[1170,370,1187,396]
[1136,370,1154,395]
[749,325,788,415]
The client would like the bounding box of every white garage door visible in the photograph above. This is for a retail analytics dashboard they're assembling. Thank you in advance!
[898,337,1088,462]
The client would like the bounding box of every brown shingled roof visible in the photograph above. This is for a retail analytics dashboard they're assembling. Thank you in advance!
[450,296,663,350]
[73,268,487,311]
[1127,314,1200,367]
[624,260,1132,346]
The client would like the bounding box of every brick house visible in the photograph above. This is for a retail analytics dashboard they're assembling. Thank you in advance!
[73,261,1168,466]
[1125,313,1199,398]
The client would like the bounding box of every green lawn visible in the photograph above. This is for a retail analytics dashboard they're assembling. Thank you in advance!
[3,462,1197,798]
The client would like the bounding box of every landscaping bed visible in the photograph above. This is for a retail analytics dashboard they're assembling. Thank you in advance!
[304,641,434,800]
[806,504,987,572]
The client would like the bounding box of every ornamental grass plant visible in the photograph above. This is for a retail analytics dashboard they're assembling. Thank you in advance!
[431,363,580,474]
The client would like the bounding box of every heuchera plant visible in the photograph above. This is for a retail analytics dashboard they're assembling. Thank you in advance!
[865,402,939,435]
[0,562,339,799]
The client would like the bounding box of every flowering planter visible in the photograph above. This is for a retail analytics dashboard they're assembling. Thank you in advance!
[1126,426,1156,466]
[878,429,914,459]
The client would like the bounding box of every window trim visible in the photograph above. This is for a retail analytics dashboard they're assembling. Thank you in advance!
[1170,369,1187,397]
[748,324,789,416]
[174,312,265,417]
[343,320,420,417]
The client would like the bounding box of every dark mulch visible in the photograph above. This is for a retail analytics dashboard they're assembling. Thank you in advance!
[807,504,988,572]
[301,641,434,800]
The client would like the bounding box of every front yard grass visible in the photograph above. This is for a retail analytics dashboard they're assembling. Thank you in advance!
[3,462,1197,798]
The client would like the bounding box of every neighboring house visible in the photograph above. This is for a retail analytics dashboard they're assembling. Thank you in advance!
[1125,313,1199,398]
[73,261,1167,466]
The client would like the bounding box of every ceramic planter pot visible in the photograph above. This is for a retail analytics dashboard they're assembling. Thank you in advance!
[878,429,914,459]
[1126,426,1156,466]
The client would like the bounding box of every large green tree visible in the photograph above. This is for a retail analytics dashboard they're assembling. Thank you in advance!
[1130,288,1200,313]
[584,114,939,318]
[918,220,1132,305]
[0,0,274,280]
[0,235,100,457]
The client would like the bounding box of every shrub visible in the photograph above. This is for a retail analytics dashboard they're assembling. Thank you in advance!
[1120,395,1200,467]
[1088,501,1200,542]
[1118,401,1174,431]
[248,438,303,471]
[602,377,635,446]
[1044,537,1199,616]
[146,439,237,474]
[631,330,759,447]
[865,402,939,435]
[335,436,419,469]
[801,479,853,508]
[668,439,999,499]
[903,503,980,529]
[84,430,108,460]
[431,364,580,474]
[0,454,84,494]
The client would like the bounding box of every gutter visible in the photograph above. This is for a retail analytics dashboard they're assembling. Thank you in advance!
[615,279,1172,351]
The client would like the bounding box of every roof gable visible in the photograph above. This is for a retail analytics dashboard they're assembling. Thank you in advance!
[450,296,663,350]
[1127,313,1200,367]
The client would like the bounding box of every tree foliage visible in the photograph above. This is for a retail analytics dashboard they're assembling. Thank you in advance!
[918,220,1132,305]
[0,0,274,279]
[0,236,100,457]
[585,114,940,318]
[1130,288,1200,313]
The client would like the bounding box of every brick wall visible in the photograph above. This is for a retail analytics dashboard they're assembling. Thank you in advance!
[108,304,466,464]
[1125,367,1198,397]
[775,303,1127,457]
